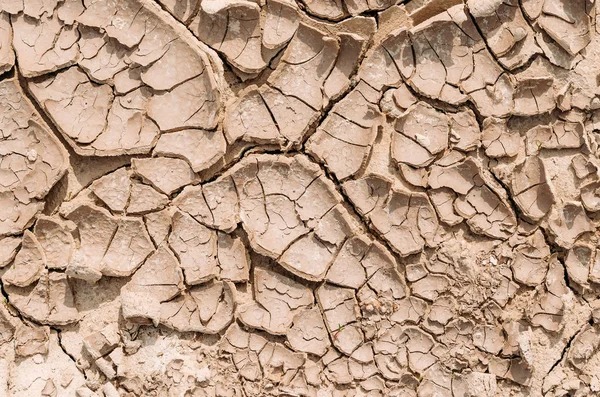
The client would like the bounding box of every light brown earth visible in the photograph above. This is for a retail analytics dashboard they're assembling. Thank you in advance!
[1,0,600,396]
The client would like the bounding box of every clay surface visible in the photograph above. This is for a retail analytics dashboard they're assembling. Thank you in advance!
[1,0,600,396]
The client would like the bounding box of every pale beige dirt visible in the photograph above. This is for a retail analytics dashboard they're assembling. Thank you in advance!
[1,0,600,396]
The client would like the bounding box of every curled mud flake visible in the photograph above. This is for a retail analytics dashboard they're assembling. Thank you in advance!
[168,210,218,285]
[571,154,598,179]
[368,188,439,257]
[317,284,363,355]
[529,289,565,331]
[580,181,600,212]
[143,208,171,247]
[449,109,481,152]
[454,182,518,240]
[392,102,449,168]
[6,270,78,325]
[512,77,555,116]
[140,39,205,91]
[472,325,504,355]
[263,0,299,50]
[287,306,330,356]
[511,156,554,221]
[268,24,339,111]
[429,188,463,226]
[33,215,73,270]
[100,217,154,278]
[131,157,195,196]
[2,230,45,287]
[217,232,250,282]
[299,0,345,21]
[224,87,281,145]
[121,246,184,326]
[0,79,68,236]
[0,235,21,268]
[538,0,592,56]
[357,29,406,91]
[428,157,482,195]
[82,323,119,360]
[78,36,132,85]
[28,67,112,145]
[324,33,366,102]
[154,129,226,173]
[0,13,14,76]
[525,121,584,154]
[191,0,266,75]
[481,118,521,158]
[65,204,117,283]
[470,0,540,69]
[155,0,199,23]
[280,232,338,281]
[90,168,131,213]
[11,12,79,78]
[564,243,593,287]
[547,201,594,249]
[567,324,600,370]
[411,274,450,301]
[126,180,169,215]
[326,236,369,289]
[160,280,236,334]
[307,90,381,181]
[238,266,312,334]
[511,230,550,286]
[489,356,532,386]
[390,296,428,324]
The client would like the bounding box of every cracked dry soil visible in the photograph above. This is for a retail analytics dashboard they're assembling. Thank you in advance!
[2,0,600,396]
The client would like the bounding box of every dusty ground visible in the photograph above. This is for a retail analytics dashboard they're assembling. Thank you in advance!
[0,0,600,396]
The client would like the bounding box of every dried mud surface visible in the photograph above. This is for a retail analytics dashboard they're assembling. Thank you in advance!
[1,0,600,396]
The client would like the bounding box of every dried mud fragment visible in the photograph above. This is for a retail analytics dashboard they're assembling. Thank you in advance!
[121,246,184,325]
[529,256,568,331]
[143,209,171,247]
[565,243,593,287]
[344,175,439,256]
[287,306,330,356]
[6,270,78,325]
[2,230,44,287]
[525,120,584,154]
[100,217,154,277]
[0,79,68,236]
[481,118,521,158]
[571,154,598,179]
[65,204,117,282]
[511,156,554,221]
[489,356,532,386]
[510,230,550,286]
[191,0,266,74]
[317,283,363,355]
[131,157,195,196]
[217,232,249,282]
[547,202,594,248]
[168,210,218,285]
[326,236,369,289]
[238,267,313,335]
[429,188,463,226]
[300,0,345,21]
[513,76,555,116]
[580,181,600,212]
[90,168,131,213]
[473,325,504,354]
[0,13,14,75]
[161,280,236,334]
[306,89,381,180]
[268,24,339,110]
[537,0,592,56]
[392,102,449,168]
[0,235,20,267]
[126,181,169,215]
[11,12,79,78]
[263,0,299,50]
[567,324,600,370]
[469,0,540,69]
[449,110,481,152]
[154,129,226,173]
